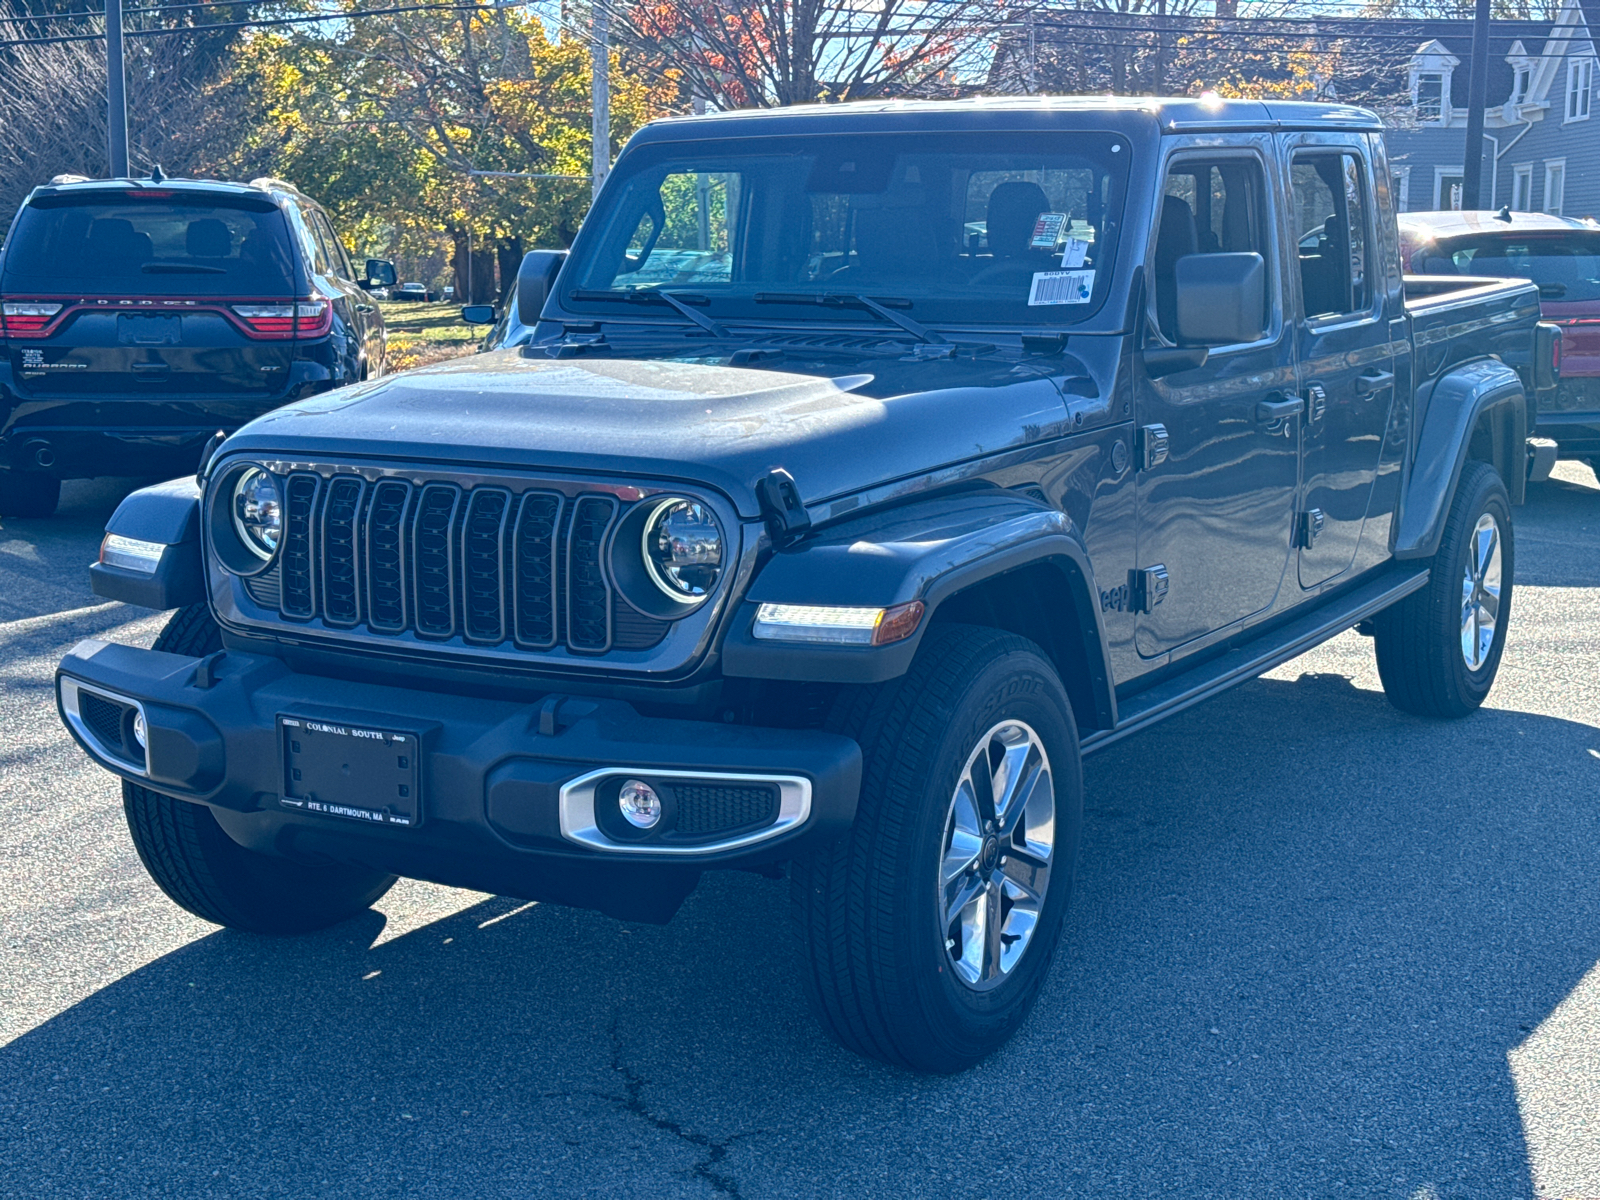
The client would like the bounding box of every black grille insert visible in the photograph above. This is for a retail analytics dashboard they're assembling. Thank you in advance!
[280,473,320,619]
[412,484,460,638]
[567,495,617,652]
[670,783,780,837]
[321,475,365,626]
[513,491,562,648]
[462,488,510,643]
[79,690,129,755]
[365,480,411,632]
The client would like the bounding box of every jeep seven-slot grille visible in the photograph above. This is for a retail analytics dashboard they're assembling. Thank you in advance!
[247,471,669,654]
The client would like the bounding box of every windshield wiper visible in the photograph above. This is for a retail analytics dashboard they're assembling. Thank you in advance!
[568,288,729,338]
[754,292,945,345]
[141,263,227,275]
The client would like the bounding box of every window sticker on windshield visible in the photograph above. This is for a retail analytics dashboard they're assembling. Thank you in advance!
[1030,213,1069,249]
[1029,270,1095,305]
[1060,237,1090,269]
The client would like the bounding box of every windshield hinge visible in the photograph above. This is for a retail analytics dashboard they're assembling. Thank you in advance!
[756,468,812,549]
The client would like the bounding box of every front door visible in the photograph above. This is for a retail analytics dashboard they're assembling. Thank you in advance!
[1284,137,1397,589]
[1135,143,1302,658]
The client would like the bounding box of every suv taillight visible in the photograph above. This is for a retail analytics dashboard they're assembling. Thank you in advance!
[229,299,331,340]
[1,301,64,336]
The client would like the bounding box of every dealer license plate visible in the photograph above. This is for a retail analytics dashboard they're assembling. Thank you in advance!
[277,715,420,827]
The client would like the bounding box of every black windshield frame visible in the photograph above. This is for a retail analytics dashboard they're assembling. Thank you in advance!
[561,130,1132,331]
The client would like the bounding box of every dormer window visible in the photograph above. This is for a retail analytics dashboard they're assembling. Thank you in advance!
[1515,69,1530,104]
[1417,72,1447,120]
[1567,57,1593,122]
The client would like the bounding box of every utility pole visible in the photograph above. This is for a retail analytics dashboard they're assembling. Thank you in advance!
[591,3,610,202]
[105,0,129,177]
[1461,0,1491,209]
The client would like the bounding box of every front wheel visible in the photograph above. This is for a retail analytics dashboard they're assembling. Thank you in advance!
[790,624,1083,1073]
[1375,460,1513,717]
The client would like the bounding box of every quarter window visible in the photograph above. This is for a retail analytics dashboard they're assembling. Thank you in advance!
[1291,151,1374,320]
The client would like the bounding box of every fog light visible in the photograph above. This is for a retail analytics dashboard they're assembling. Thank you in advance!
[132,710,147,749]
[618,779,662,829]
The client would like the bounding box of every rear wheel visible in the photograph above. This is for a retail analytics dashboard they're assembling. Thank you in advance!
[122,604,396,933]
[1374,460,1513,717]
[0,471,60,517]
[790,624,1083,1073]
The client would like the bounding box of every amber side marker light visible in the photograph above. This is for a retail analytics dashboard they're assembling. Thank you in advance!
[752,601,925,647]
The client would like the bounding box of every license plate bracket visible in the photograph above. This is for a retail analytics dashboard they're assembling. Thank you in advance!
[277,715,421,827]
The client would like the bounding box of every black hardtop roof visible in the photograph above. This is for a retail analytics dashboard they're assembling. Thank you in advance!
[631,95,1383,145]
[24,175,311,207]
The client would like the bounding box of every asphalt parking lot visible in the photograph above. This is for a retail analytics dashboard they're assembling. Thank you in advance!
[2,465,1597,1200]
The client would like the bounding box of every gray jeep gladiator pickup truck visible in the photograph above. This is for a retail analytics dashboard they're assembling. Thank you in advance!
[57,97,1560,1072]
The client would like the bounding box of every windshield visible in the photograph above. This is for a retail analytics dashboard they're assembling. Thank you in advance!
[1421,231,1600,302]
[566,131,1130,328]
[2,193,298,296]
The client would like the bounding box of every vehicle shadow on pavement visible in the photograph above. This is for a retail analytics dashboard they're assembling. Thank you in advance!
[1517,466,1600,588]
[3,672,1597,1199]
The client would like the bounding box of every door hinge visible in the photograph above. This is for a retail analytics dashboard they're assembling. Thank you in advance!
[1306,383,1328,423]
[1295,508,1326,549]
[1128,564,1170,614]
[1137,423,1169,470]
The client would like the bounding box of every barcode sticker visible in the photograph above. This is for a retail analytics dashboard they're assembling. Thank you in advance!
[1028,270,1095,306]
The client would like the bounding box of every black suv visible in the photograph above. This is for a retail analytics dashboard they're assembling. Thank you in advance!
[0,175,396,516]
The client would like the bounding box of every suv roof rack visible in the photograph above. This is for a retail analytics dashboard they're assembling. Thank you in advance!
[249,177,303,195]
[48,174,92,185]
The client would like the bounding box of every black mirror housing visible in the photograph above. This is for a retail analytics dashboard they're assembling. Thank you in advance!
[1173,252,1268,347]
[365,259,398,288]
[516,250,567,327]
[461,304,496,325]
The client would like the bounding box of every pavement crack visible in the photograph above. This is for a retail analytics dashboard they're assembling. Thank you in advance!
[602,1014,755,1198]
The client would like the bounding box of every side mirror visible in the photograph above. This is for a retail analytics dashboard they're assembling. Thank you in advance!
[1174,252,1268,346]
[365,259,398,288]
[461,304,496,325]
[516,249,567,327]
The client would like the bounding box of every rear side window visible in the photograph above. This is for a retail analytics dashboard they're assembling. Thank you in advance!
[1291,152,1374,319]
[1,194,299,296]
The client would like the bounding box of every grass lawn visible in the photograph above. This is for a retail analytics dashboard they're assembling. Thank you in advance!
[378,300,484,372]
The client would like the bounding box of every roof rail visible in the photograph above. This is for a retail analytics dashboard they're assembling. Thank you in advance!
[48,174,92,185]
[249,176,302,194]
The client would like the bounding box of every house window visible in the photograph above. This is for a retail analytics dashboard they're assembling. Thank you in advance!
[1513,163,1533,211]
[1392,166,1411,213]
[1515,69,1529,104]
[1569,58,1593,122]
[1417,72,1447,120]
[1545,159,1566,214]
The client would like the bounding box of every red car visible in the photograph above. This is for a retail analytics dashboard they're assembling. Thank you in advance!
[1400,209,1599,469]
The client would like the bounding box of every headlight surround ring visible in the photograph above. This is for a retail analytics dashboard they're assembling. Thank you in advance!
[640,496,723,605]
[207,460,283,577]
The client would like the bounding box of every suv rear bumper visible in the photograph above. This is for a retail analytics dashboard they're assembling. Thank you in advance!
[55,639,861,920]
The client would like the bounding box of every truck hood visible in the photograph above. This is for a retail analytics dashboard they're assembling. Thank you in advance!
[223,347,1075,517]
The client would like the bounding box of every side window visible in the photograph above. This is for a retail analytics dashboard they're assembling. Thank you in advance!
[1291,151,1374,319]
[314,211,354,280]
[1153,157,1272,342]
[294,206,330,275]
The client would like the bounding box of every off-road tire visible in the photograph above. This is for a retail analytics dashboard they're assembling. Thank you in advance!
[0,471,60,518]
[790,623,1083,1073]
[1374,460,1513,718]
[122,604,397,933]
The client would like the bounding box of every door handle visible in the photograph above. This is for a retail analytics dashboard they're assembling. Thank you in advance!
[1355,369,1395,398]
[1256,396,1305,422]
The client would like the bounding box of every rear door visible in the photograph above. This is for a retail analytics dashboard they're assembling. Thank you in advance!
[1135,140,1302,658]
[1,190,303,400]
[1281,136,1397,589]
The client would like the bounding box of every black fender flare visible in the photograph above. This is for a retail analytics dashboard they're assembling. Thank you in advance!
[1394,358,1526,560]
[720,492,1116,727]
[88,477,207,610]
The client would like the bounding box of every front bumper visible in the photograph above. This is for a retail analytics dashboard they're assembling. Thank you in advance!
[56,640,861,921]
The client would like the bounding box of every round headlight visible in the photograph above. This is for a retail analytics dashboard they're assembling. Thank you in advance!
[231,467,282,561]
[642,498,722,602]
